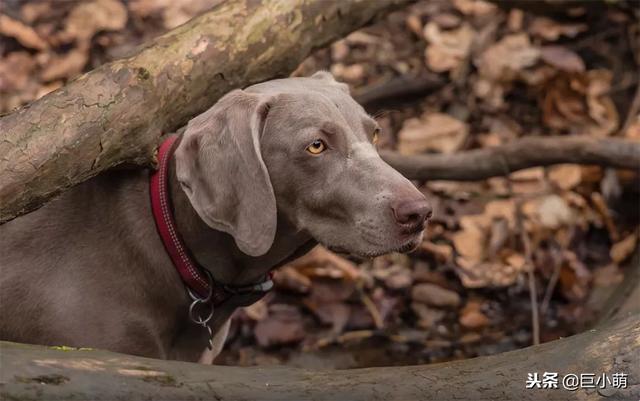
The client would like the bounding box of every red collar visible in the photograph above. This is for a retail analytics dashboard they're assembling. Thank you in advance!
[150,136,273,303]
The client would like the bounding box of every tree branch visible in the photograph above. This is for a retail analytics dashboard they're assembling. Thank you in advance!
[0,0,411,224]
[381,136,640,181]
[353,72,445,114]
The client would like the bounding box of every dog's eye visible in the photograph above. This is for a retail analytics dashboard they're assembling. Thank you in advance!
[306,139,327,155]
[372,128,380,145]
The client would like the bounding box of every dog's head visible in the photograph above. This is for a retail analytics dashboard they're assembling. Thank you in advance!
[175,72,431,258]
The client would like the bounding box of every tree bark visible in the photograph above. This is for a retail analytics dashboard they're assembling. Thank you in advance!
[0,0,411,224]
[380,136,640,182]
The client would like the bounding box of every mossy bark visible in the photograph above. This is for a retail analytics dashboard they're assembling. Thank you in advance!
[0,0,411,223]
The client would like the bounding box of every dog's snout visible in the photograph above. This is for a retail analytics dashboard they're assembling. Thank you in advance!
[391,198,432,228]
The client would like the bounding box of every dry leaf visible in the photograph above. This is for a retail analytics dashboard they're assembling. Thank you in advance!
[452,199,517,273]
[456,259,527,288]
[488,217,510,257]
[398,112,468,154]
[506,253,526,271]
[529,17,588,41]
[452,0,497,17]
[330,63,365,83]
[432,13,462,29]
[524,194,574,229]
[40,48,88,82]
[20,2,52,24]
[624,119,640,140]
[405,14,423,37]
[330,40,349,62]
[345,31,380,46]
[542,70,619,136]
[540,46,585,73]
[418,241,453,263]
[244,299,268,321]
[473,77,506,110]
[291,246,360,281]
[483,199,517,227]
[63,0,127,43]
[459,301,490,329]
[426,180,485,200]
[162,0,222,28]
[585,70,619,136]
[0,51,36,92]
[476,33,540,82]
[254,304,305,347]
[477,132,503,148]
[0,14,47,50]
[411,302,445,329]
[35,81,62,100]
[559,252,591,301]
[411,283,461,308]
[305,301,350,334]
[273,266,311,294]
[507,9,524,32]
[383,267,413,290]
[308,280,355,304]
[610,233,638,264]
[548,164,582,190]
[509,167,546,194]
[474,33,539,110]
[423,22,474,73]
[452,216,486,264]
[593,264,624,287]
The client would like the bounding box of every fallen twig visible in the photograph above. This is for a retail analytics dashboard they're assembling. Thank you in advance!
[540,245,564,315]
[381,136,640,181]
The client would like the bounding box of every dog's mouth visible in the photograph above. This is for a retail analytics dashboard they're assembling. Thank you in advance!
[327,233,423,260]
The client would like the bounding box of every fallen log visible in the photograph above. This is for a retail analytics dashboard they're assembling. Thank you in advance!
[381,136,640,182]
[0,0,411,224]
[2,252,638,401]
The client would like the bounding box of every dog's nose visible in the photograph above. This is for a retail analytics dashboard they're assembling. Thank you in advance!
[391,198,432,227]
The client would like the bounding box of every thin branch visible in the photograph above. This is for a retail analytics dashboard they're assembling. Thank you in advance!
[540,244,563,315]
[381,136,640,182]
[353,73,445,114]
[515,198,540,346]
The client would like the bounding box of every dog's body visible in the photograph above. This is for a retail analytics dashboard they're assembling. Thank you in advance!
[0,73,430,362]
[0,167,312,361]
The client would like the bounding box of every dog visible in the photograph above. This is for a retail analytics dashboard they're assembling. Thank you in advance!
[0,72,431,363]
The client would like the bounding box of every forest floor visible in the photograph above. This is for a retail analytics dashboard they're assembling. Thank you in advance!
[1,0,638,369]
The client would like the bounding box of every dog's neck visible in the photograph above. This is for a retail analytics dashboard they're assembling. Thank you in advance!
[167,155,314,286]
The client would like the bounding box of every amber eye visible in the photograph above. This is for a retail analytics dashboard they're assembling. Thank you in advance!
[372,128,380,145]
[306,139,327,155]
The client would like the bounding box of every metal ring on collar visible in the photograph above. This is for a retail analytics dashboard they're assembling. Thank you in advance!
[188,297,214,326]
[187,269,214,303]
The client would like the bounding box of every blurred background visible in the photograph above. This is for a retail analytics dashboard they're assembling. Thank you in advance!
[1,0,638,369]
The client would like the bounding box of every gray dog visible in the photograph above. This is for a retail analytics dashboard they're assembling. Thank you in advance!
[0,72,431,363]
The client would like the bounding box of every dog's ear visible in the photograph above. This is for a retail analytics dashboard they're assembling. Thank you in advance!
[310,71,350,93]
[175,90,276,257]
